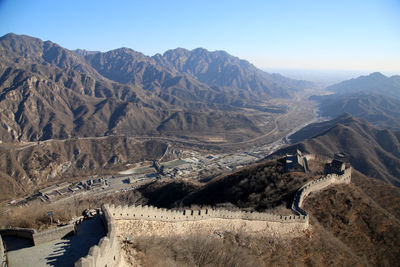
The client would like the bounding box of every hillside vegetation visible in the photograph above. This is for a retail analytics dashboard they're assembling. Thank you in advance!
[179,159,311,211]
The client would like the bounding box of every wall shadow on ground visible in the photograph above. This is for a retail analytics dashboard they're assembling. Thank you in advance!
[2,235,33,251]
[45,215,105,267]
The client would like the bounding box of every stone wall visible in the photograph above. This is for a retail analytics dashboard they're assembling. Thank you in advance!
[33,224,76,245]
[74,205,121,267]
[74,166,352,266]
[111,204,309,240]
[0,225,77,247]
[292,167,351,215]
[0,228,36,244]
[116,217,308,240]
[109,205,307,224]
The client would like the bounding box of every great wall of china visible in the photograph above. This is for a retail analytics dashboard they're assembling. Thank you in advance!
[73,166,352,267]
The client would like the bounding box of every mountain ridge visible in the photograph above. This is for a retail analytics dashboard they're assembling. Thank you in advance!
[326,71,400,99]
[310,92,400,130]
[0,33,314,143]
[274,114,400,186]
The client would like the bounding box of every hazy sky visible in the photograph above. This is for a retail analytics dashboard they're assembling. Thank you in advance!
[0,0,399,73]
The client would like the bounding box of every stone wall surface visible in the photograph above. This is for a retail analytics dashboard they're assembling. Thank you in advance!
[0,224,79,246]
[0,228,36,242]
[109,205,307,224]
[74,205,122,267]
[116,218,308,239]
[32,224,76,245]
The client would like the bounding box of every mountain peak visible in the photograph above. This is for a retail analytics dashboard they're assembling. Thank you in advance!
[74,48,99,57]
[326,71,400,99]
[369,71,385,77]
[192,47,209,53]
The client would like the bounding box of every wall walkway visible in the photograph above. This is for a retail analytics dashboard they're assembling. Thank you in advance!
[74,206,121,267]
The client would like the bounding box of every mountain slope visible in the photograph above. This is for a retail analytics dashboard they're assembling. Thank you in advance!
[0,33,311,144]
[178,158,308,211]
[276,114,400,186]
[326,72,400,99]
[153,47,313,98]
[310,92,400,130]
[0,33,101,79]
[0,138,168,202]
[301,170,400,266]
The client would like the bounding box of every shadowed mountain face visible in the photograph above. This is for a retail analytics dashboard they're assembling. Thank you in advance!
[178,159,308,211]
[310,92,400,130]
[0,33,312,143]
[276,114,400,186]
[311,72,400,130]
[326,72,400,99]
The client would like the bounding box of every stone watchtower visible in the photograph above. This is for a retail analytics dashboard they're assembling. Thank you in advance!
[285,149,306,172]
[324,152,350,175]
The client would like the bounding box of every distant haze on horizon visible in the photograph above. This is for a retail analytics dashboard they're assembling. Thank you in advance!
[0,0,399,74]
[263,68,399,85]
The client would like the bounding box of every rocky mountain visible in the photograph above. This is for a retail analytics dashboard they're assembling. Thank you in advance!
[0,33,312,144]
[0,137,168,202]
[152,47,312,98]
[310,92,400,130]
[275,114,400,186]
[326,72,400,99]
[73,49,99,57]
[81,46,313,101]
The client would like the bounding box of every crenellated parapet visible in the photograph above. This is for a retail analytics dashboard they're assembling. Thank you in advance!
[292,167,351,215]
[108,204,307,224]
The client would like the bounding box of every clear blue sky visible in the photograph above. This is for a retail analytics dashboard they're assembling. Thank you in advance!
[0,0,399,73]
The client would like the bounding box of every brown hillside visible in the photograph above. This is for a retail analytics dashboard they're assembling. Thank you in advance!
[119,164,400,266]
[276,114,400,186]
[302,170,400,266]
[0,138,167,202]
